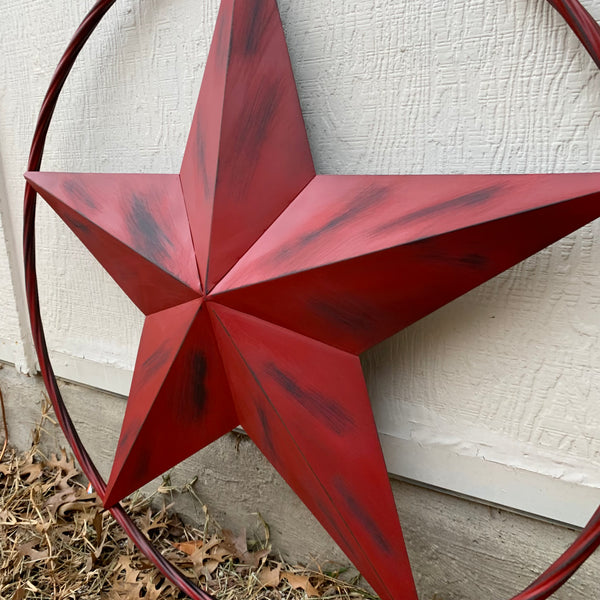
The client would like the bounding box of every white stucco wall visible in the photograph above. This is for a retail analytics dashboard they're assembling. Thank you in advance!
[0,0,599,526]
[0,203,25,367]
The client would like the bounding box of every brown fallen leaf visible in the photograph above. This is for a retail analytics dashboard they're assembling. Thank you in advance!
[189,535,231,577]
[44,487,79,516]
[57,494,99,517]
[47,449,79,488]
[222,529,247,558]
[258,562,282,588]
[92,509,104,544]
[47,448,77,474]
[173,539,204,556]
[108,580,145,599]
[138,571,176,600]
[19,462,43,484]
[137,506,168,538]
[11,586,26,600]
[222,528,270,568]
[199,558,221,578]
[283,572,321,597]
[111,554,145,589]
[17,539,49,561]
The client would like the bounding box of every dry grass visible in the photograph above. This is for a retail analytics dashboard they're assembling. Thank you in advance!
[0,402,375,600]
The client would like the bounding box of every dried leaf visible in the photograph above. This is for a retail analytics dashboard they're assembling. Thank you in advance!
[113,554,141,584]
[138,571,176,600]
[201,558,221,577]
[283,572,321,597]
[189,535,228,576]
[47,449,79,488]
[259,563,282,588]
[110,580,145,598]
[222,528,248,559]
[93,509,103,544]
[222,528,269,567]
[57,495,98,517]
[47,448,76,475]
[137,506,167,537]
[11,586,27,600]
[17,539,49,561]
[173,539,204,556]
[19,462,43,483]
[251,547,270,567]
[44,487,79,516]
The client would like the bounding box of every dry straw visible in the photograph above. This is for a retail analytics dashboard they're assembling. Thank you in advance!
[0,395,374,600]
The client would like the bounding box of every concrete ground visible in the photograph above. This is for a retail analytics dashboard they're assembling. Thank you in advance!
[2,363,598,600]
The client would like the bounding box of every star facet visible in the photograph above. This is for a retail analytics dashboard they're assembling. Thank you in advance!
[25,1,600,599]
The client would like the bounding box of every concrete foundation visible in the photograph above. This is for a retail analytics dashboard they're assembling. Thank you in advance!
[2,363,598,599]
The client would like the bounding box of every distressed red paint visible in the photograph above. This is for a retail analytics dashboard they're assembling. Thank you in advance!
[23,1,600,599]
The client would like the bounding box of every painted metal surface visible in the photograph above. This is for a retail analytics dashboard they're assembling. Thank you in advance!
[22,0,600,599]
[214,173,600,353]
[180,0,315,292]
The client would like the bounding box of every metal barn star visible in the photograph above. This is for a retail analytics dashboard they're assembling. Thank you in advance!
[25,1,600,599]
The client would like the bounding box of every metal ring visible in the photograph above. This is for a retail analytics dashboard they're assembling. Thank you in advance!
[22,2,600,598]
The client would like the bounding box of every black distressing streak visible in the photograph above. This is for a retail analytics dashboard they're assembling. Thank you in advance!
[334,477,392,555]
[458,252,488,267]
[238,83,281,160]
[266,363,355,435]
[318,184,391,237]
[376,184,503,234]
[277,184,391,259]
[64,177,98,210]
[191,2,230,201]
[314,499,357,559]
[241,0,268,55]
[185,351,208,417]
[143,343,172,373]
[133,451,152,482]
[418,245,489,268]
[309,297,376,334]
[67,215,92,238]
[215,4,231,66]
[128,194,174,264]
[117,426,132,452]
[256,404,277,460]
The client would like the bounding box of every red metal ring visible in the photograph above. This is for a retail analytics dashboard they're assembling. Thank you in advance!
[22,2,600,599]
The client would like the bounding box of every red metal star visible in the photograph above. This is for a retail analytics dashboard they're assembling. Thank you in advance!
[24,1,600,599]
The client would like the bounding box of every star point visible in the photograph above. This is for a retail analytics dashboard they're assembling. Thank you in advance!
[179,0,315,293]
[25,170,202,314]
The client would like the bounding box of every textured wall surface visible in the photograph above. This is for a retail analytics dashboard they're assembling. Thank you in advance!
[0,0,599,525]
[0,149,31,370]
[0,214,22,366]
